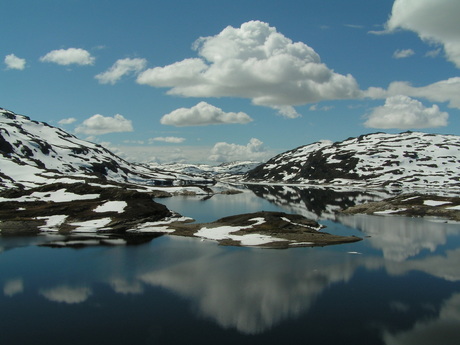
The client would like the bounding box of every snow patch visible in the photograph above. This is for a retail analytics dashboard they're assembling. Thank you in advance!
[423,200,453,207]
[70,218,112,232]
[194,217,285,246]
[36,215,68,232]
[94,201,127,213]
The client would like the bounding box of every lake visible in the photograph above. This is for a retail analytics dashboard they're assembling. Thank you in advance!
[1,185,460,344]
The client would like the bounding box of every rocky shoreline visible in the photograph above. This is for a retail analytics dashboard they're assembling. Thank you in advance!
[342,193,460,221]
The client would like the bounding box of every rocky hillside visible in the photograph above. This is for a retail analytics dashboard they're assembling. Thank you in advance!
[245,132,460,191]
[0,108,209,190]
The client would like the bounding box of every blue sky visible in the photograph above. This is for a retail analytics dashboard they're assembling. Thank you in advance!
[2,0,460,164]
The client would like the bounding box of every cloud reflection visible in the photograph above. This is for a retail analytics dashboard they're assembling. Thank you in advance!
[3,278,24,297]
[383,293,460,345]
[338,214,452,261]
[40,285,92,304]
[109,278,144,295]
[139,243,362,334]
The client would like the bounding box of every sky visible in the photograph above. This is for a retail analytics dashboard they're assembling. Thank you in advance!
[2,0,460,164]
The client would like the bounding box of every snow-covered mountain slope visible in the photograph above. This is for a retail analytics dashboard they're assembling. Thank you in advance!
[245,132,460,191]
[0,108,209,190]
[149,161,260,180]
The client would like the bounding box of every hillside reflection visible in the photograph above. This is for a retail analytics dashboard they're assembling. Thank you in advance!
[245,184,389,220]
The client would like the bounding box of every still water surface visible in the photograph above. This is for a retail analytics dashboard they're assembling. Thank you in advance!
[1,186,460,344]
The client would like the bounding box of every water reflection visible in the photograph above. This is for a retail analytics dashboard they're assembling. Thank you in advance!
[1,187,460,344]
[384,247,460,282]
[3,278,23,297]
[39,285,92,304]
[139,241,363,334]
[383,293,460,345]
[246,184,389,220]
[338,214,456,261]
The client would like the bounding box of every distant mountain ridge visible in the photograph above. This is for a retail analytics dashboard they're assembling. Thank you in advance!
[149,161,261,179]
[2,107,460,192]
[245,132,460,191]
[0,108,207,190]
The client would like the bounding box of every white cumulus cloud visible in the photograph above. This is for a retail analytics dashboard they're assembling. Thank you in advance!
[209,138,269,162]
[4,54,26,70]
[40,48,95,66]
[150,136,186,144]
[365,77,460,110]
[364,95,448,129]
[385,0,460,68]
[75,114,134,135]
[393,49,415,59]
[161,101,253,127]
[95,57,147,84]
[137,20,361,117]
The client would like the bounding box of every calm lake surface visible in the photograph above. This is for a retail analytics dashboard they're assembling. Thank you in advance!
[1,185,460,344]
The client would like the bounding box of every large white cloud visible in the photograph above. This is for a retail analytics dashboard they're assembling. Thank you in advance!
[209,138,269,162]
[4,54,26,70]
[40,48,95,66]
[364,95,448,129]
[161,101,253,127]
[365,77,460,110]
[75,114,134,135]
[385,0,460,68]
[137,21,361,117]
[95,57,147,84]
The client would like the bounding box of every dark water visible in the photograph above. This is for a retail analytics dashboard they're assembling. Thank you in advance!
[1,186,460,345]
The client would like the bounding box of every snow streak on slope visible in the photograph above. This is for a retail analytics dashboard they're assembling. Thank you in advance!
[245,132,460,191]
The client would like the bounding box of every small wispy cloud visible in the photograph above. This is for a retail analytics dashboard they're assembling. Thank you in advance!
[58,117,77,125]
[344,24,364,29]
[425,48,441,58]
[95,58,147,84]
[309,104,335,111]
[149,136,186,144]
[393,49,415,59]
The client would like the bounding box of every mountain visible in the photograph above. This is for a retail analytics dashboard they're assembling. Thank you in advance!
[0,108,209,190]
[245,132,460,191]
[150,161,261,180]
